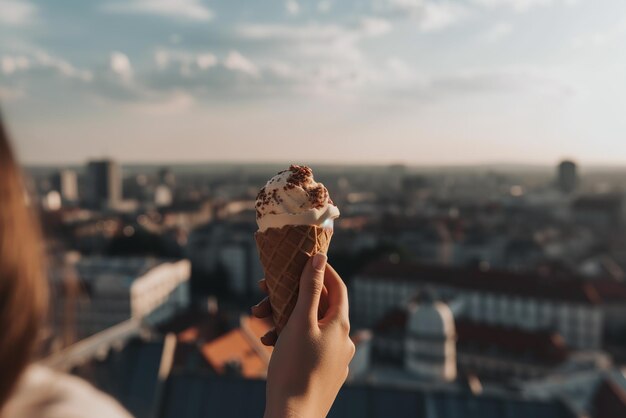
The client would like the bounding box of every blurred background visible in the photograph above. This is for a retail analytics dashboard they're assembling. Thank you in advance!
[2,0,626,417]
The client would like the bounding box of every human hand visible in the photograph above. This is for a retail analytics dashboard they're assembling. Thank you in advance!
[252,273,329,347]
[252,254,355,418]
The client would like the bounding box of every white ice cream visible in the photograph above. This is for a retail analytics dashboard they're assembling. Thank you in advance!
[255,165,340,232]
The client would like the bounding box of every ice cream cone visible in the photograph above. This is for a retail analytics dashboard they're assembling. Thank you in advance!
[255,224,333,334]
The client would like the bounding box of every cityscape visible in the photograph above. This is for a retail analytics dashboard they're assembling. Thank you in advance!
[28,158,626,417]
[4,0,626,416]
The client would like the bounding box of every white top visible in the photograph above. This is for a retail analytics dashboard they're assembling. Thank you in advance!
[2,365,132,418]
[255,166,340,232]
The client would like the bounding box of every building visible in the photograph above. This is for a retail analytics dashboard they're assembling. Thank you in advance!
[572,194,623,229]
[86,159,122,209]
[522,365,626,417]
[51,169,79,203]
[46,325,577,418]
[186,222,263,297]
[404,295,457,381]
[557,160,578,194]
[351,261,604,350]
[51,256,191,340]
[201,316,273,379]
[374,307,569,382]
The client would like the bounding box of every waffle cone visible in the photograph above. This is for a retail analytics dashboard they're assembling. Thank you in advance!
[255,225,333,334]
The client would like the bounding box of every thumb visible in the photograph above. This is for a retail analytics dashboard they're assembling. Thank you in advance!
[293,253,327,326]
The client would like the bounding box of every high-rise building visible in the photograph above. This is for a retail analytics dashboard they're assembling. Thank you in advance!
[86,160,122,209]
[557,160,578,193]
[51,169,78,203]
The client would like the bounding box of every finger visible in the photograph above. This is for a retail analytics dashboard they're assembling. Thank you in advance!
[251,296,272,318]
[320,264,349,323]
[258,279,268,294]
[293,253,327,326]
[260,329,277,346]
[318,285,329,319]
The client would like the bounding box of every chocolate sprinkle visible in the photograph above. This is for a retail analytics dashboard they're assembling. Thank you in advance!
[256,165,334,217]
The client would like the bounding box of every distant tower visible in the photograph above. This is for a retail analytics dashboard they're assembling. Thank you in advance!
[86,160,122,209]
[405,291,457,382]
[558,160,578,194]
[51,169,78,203]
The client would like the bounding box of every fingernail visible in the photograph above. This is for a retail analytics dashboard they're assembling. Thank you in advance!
[312,253,327,271]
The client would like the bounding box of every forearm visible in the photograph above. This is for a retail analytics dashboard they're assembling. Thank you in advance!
[264,403,306,418]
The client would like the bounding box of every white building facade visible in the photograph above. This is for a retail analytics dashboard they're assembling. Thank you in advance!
[53,257,191,340]
[352,264,603,351]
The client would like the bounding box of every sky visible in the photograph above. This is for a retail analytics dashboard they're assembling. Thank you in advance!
[1,0,626,165]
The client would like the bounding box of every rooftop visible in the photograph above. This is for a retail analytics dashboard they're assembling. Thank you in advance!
[375,309,569,365]
[592,378,626,418]
[200,316,273,379]
[358,261,607,304]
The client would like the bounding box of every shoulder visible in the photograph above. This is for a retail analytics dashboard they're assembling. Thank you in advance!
[3,365,133,418]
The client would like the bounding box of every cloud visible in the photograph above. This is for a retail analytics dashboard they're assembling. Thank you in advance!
[101,0,213,21]
[417,68,574,101]
[0,85,24,101]
[237,19,392,44]
[483,22,513,42]
[1,55,29,74]
[285,0,300,16]
[125,91,194,114]
[384,0,467,31]
[196,53,217,70]
[360,17,393,36]
[471,0,576,12]
[154,48,217,75]
[223,51,260,78]
[0,50,92,101]
[1,51,92,81]
[571,18,626,49]
[233,20,396,98]
[318,0,332,13]
[380,0,579,30]
[0,0,36,25]
[385,58,422,83]
[473,0,547,12]
[109,51,133,80]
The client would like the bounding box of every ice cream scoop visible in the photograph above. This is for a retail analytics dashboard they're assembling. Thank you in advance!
[255,165,340,232]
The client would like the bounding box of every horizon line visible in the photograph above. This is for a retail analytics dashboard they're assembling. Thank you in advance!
[21,159,626,171]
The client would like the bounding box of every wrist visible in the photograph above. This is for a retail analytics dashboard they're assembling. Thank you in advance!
[264,402,306,418]
[265,393,324,418]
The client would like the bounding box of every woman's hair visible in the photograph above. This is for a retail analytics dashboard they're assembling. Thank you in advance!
[0,114,47,410]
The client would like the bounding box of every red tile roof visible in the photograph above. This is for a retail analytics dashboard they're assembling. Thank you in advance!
[455,319,568,365]
[359,261,602,304]
[201,316,273,379]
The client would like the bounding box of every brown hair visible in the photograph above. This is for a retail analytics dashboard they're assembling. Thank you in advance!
[0,115,48,410]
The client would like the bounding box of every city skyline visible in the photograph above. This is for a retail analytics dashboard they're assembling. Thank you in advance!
[3,0,626,165]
